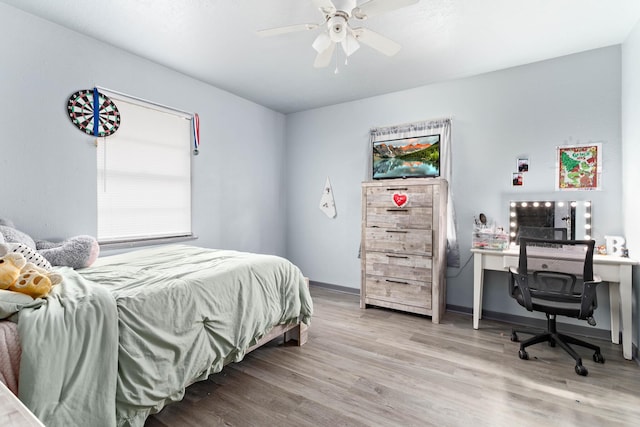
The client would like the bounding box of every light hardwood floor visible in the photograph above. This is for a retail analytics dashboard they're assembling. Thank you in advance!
[146,286,640,427]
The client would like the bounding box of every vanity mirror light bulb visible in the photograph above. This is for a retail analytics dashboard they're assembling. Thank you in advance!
[510,212,516,217]
[510,202,516,207]
[585,235,591,240]
[584,201,591,207]
[521,202,528,207]
[510,222,516,227]
[585,213,591,218]
[545,202,552,207]
[510,231,516,237]
[585,224,591,229]
[570,201,577,207]
[533,202,539,207]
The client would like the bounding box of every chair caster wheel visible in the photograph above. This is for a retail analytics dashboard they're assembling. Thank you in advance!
[518,349,529,360]
[510,332,519,342]
[593,352,605,364]
[575,364,588,376]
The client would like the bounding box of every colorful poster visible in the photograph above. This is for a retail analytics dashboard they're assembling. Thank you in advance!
[556,143,602,191]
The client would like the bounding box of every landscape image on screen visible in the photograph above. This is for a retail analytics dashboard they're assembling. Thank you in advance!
[372,134,440,179]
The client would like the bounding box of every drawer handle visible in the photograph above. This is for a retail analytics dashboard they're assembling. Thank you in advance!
[386,208,408,212]
[386,230,408,233]
[386,187,408,191]
[386,254,409,259]
[386,279,409,285]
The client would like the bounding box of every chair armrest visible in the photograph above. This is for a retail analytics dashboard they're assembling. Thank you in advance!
[509,268,533,311]
[580,278,602,319]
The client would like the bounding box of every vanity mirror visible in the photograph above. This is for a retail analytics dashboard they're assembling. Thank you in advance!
[509,200,592,244]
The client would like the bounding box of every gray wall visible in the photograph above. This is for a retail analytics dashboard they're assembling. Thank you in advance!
[285,46,623,332]
[0,3,288,257]
[622,19,640,354]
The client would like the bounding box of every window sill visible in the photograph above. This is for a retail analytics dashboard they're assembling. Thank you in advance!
[98,234,198,251]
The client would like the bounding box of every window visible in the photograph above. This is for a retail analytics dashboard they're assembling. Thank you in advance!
[96,90,192,244]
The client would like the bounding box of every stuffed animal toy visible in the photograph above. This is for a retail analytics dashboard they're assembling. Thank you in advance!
[0,249,26,287]
[0,245,62,299]
[0,218,99,269]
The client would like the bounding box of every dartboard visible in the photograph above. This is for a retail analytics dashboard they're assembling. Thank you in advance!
[67,88,120,137]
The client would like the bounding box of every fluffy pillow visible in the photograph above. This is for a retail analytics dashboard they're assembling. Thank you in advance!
[5,243,52,270]
[0,225,36,249]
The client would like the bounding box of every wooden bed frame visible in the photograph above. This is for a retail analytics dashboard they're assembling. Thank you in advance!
[246,321,308,353]
[246,277,310,353]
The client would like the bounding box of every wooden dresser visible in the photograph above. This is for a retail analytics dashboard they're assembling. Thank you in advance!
[360,178,448,323]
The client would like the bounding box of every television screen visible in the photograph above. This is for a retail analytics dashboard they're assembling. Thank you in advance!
[372,134,440,179]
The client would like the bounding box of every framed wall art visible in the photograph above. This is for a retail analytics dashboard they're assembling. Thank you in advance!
[556,143,602,191]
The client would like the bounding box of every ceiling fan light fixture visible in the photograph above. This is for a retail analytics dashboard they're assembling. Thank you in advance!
[327,15,347,42]
[312,32,332,53]
[341,32,360,56]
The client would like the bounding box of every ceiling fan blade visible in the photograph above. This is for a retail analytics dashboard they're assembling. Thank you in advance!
[352,27,401,56]
[352,0,420,19]
[314,42,336,68]
[257,23,320,37]
[311,0,337,15]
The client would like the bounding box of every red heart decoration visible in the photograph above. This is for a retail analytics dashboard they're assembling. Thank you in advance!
[392,193,408,207]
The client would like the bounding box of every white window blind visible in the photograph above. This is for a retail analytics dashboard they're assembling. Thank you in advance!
[97,92,192,243]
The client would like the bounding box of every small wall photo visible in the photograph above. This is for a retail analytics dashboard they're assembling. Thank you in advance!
[517,158,529,172]
[512,172,524,186]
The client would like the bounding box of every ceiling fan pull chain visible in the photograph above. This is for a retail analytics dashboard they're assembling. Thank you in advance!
[334,46,340,74]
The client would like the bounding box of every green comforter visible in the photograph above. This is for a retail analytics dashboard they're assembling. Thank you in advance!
[17,245,313,427]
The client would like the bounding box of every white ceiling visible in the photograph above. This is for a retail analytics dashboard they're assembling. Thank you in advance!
[3,0,640,114]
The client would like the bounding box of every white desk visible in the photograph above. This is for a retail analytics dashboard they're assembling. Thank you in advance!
[471,248,638,360]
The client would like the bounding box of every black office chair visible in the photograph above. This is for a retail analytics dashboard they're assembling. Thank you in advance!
[509,237,605,376]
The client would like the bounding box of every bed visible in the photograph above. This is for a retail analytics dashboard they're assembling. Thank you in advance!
[0,244,313,427]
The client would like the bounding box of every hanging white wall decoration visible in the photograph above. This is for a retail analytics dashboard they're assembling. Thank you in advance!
[319,176,337,218]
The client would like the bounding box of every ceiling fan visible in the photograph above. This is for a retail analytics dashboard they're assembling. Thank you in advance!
[257,0,420,69]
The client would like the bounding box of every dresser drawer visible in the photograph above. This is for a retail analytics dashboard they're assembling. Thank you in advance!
[366,206,432,229]
[365,252,432,283]
[364,184,433,208]
[363,275,432,309]
[365,228,432,255]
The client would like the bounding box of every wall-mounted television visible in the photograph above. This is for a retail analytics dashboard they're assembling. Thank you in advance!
[372,134,440,180]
